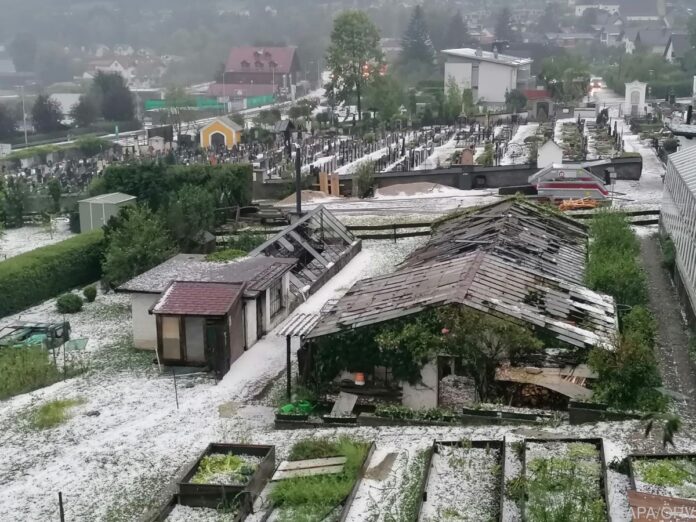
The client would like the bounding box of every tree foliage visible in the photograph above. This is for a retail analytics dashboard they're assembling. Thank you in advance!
[353,161,375,198]
[31,94,64,133]
[91,71,135,122]
[70,94,99,128]
[327,10,383,120]
[495,7,514,42]
[162,85,195,134]
[505,89,528,113]
[8,32,37,72]
[442,11,471,50]
[165,184,216,251]
[400,5,435,69]
[0,104,17,139]
[102,206,176,287]
[539,54,590,102]
[364,74,403,123]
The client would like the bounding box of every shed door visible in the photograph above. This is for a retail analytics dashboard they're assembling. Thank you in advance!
[161,316,181,361]
[185,317,206,363]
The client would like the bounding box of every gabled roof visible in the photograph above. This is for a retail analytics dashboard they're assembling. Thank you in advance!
[201,116,243,133]
[117,254,296,297]
[665,33,692,59]
[402,199,588,285]
[635,28,671,47]
[225,46,297,74]
[669,146,696,195]
[619,0,659,18]
[79,192,136,205]
[152,281,244,316]
[307,251,617,349]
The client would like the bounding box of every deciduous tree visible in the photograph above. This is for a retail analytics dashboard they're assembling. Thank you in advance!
[31,94,64,133]
[327,10,383,121]
[165,184,216,251]
[0,104,17,139]
[70,95,99,128]
[8,32,37,72]
[91,71,135,122]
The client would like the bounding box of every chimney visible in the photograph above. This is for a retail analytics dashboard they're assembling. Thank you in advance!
[476,47,483,57]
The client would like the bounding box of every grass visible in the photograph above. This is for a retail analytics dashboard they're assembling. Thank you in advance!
[384,450,428,522]
[635,459,696,489]
[205,248,247,262]
[190,453,257,485]
[270,437,370,521]
[29,397,85,429]
[0,346,62,400]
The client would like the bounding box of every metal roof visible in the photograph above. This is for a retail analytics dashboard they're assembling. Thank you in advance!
[442,48,533,67]
[308,250,618,349]
[669,146,696,195]
[402,199,588,285]
[278,313,321,337]
[78,192,136,205]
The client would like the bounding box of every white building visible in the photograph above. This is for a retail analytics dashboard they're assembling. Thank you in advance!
[574,2,620,16]
[442,48,533,108]
[537,140,563,169]
[624,81,647,118]
[661,146,696,321]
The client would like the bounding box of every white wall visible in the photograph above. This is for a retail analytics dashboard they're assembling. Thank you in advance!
[537,141,563,168]
[401,362,438,410]
[478,61,516,105]
[132,294,158,349]
[444,62,472,92]
[244,298,258,349]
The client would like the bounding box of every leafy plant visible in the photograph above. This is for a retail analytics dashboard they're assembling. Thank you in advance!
[56,293,84,314]
[191,454,256,485]
[374,404,457,423]
[0,346,62,399]
[635,459,694,487]
[226,231,266,253]
[83,284,97,303]
[29,397,85,429]
[205,248,246,262]
[354,161,375,199]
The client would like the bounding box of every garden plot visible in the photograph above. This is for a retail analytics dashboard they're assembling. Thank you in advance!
[0,218,74,260]
[522,439,608,522]
[419,440,502,521]
[165,504,240,522]
[630,454,696,500]
[502,436,524,522]
[500,123,539,166]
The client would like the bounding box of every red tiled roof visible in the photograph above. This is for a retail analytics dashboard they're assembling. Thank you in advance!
[225,46,297,74]
[524,89,552,101]
[208,83,276,98]
[153,281,244,316]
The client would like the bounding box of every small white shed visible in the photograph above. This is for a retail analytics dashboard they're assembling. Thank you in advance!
[78,192,136,233]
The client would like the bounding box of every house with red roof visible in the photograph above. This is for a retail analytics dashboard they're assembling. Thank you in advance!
[209,46,301,102]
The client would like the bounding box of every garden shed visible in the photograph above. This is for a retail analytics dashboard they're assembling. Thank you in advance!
[78,192,136,233]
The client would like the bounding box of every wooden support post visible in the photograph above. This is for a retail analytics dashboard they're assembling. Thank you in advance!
[286,335,292,401]
[58,492,65,522]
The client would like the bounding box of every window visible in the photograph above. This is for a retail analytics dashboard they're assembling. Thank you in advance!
[269,280,283,317]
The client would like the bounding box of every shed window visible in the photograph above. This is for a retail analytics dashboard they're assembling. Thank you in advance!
[270,280,283,317]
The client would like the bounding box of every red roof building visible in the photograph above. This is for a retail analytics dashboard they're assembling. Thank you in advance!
[153,281,244,316]
[221,47,301,96]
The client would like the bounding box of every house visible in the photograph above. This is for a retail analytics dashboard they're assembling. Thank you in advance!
[574,2,620,16]
[83,59,135,83]
[199,116,243,149]
[117,255,297,356]
[442,48,533,108]
[664,33,692,64]
[78,192,136,233]
[661,146,696,326]
[634,28,672,55]
[619,0,664,22]
[214,46,301,101]
[545,33,598,49]
[537,141,564,168]
[303,200,618,409]
[530,164,609,201]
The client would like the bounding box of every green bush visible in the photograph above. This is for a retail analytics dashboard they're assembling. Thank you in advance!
[205,249,247,262]
[30,398,85,429]
[83,284,97,303]
[226,231,266,252]
[56,293,84,314]
[0,346,61,399]
[0,230,104,317]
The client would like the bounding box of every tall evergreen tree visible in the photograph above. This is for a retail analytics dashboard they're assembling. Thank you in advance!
[443,11,470,50]
[495,7,514,42]
[401,5,435,66]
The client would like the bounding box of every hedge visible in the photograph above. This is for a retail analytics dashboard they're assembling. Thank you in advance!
[0,230,105,317]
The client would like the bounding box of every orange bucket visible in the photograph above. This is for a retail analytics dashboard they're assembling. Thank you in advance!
[354,372,366,386]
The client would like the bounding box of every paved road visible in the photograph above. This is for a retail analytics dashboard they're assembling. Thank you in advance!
[641,235,696,417]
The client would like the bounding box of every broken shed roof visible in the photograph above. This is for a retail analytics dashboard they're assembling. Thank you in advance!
[308,250,617,349]
[403,199,588,285]
[117,254,296,298]
[152,281,244,316]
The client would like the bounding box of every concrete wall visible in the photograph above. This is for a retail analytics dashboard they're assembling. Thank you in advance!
[244,298,258,349]
[444,61,473,91]
[132,293,158,349]
[401,362,438,410]
[478,61,516,105]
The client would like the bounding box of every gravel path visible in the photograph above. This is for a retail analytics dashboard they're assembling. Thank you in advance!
[641,235,696,417]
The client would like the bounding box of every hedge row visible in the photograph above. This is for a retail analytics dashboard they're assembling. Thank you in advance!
[0,230,105,317]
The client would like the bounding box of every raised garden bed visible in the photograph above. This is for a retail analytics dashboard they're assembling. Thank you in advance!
[629,453,696,501]
[519,438,609,522]
[267,437,375,521]
[178,444,275,511]
[149,495,245,522]
[419,440,504,521]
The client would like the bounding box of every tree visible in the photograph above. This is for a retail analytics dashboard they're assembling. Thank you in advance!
[327,10,383,121]
[689,15,696,49]
[163,86,195,135]
[8,32,37,72]
[539,55,590,102]
[102,206,176,287]
[534,2,564,34]
[0,104,17,139]
[401,6,436,68]
[31,94,64,133]
[495,7,514,42]
[254,108,281,128]
[505,89,528,113]
[444,77,463,123]
[91,71,135,121]
[364,74,403,123]
[439,307,543,401]
[165,184,216,250]
[442,11,470,50]
[70,95,99,128]
[2,177,29,228]
[353,161,375,198]
[47,179,61,213]
[76,136,110,158]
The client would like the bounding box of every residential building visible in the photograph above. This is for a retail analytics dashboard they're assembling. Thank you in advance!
[545,33,598,48]
[661,146,696,324]
[634,28,672,55]
[210,46,301,102]
[664,33,692,64]
[574,2,621,16]
[83,58,135,83]
[442,48,533,108]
